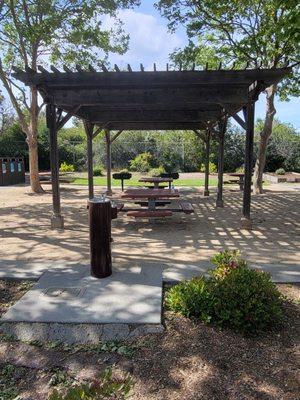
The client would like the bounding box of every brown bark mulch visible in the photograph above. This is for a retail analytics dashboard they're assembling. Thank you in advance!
[0,280,299,400]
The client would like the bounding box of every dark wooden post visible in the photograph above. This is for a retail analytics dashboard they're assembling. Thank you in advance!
[241,101,255,229]
[204,129,211,196]
[216,119,226,208]
[88,198,112,278]
[105,130,112,196]
[46,103,64,229]
[84,122,94,199]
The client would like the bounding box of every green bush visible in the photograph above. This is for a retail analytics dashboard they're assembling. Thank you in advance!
[166,277,214,323]
[166,251,284,334]
[210,250,247,280]
[275,168,286,175]
[59,162,74,173]
[129,152,155,172]
[93,165,103,176]
[49,367,133,400]
[149,166,166,177]
[235,165,244,173]
[200,162,217,173]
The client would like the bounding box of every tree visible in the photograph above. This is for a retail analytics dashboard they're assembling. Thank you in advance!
[256,119,300,172]
[0,0,139,193]
[156,0,300,193]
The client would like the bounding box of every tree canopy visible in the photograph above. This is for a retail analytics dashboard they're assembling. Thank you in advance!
[156,0,299,97]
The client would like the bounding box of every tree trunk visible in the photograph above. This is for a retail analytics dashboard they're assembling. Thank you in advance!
[253,84,277,194]
[27,136,44,193]
[27,86,44,193]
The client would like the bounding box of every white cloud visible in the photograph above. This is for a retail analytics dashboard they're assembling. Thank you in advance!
[103,9,184,71]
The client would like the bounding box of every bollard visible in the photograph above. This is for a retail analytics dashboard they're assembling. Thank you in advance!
[88,197,112,278]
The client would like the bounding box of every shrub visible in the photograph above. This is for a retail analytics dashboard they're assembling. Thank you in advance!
[59,162,74,173]
[200,162,217,173]
[235,165,244,173]
[166,251,284,334]
[93,165,103,176]
[166,277,214,323]
[275,168,286,175]
[49,367,133,400]
[129,152,155,172]
[149,166,166,177]
[210,250,247,280]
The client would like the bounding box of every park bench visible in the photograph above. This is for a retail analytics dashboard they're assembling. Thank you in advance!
[127,210,173,218]
[180,201,194,214]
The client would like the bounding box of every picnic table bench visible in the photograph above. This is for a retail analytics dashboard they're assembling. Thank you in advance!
[121,188,194,218]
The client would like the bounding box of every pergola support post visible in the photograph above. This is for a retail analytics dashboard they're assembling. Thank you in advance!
[84,122,94,199]
[204,129,211,196]
[241,100,255,230]
[216,119,226,208]
[105,130,112,196]
[46,103,64,229]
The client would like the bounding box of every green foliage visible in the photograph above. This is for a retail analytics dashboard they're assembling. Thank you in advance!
[210,250,247,280]
[129,152,156,172]
[235,166,244,173]
[156,0,300,99]
[200,162,217,173]
[49,367,134,400]
[166,251,284,334]
[262,119,300,172]
[49,369,69,387]
[87,341,135,358]
[149,166,166,177]
[0,363,19,400]
[166,277,213,322]
[93,166,104,176]
[275,168,286,175]
[59,162,75,173]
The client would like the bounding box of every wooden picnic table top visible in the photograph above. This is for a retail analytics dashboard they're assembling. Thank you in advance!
[139,176,173,183]
[121,188,180,199]
[228,173,245,177]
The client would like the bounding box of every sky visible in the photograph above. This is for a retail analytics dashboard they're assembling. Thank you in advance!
[104,1,300,130]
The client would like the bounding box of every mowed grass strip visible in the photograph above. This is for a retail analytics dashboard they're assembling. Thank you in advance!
[72,177,219,187]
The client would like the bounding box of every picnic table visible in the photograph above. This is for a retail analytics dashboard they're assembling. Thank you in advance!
[139,176,173,189]
[120,188,193,217]
[228,173,246,191]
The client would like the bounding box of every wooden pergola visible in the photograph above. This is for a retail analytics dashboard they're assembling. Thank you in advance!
[12,63,291,230]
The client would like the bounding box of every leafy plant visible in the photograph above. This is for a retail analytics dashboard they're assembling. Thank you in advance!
[87,341,136,358]
[49,367,134,400]
[166,277,213,322]
[0,364,19,400]
[235,166,244,173]
[166,251,284,334]
[275,168,286,175]
[200,162,217,173]
[60,162,75,173]
[210,250,247,280]
[149,166,166,177]
[49,369,69,387]
[93,165,104,176]
[129,152,156,172]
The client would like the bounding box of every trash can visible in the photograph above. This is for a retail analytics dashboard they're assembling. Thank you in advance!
[0,157,25,185]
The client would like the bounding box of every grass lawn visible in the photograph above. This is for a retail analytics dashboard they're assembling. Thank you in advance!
[72,176,219,187]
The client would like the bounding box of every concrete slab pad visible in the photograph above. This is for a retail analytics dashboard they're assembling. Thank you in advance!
[0,260,84,280]
[1,264,163,324]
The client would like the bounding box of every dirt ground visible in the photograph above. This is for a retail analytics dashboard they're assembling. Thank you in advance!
[0,280,299,400]
[0,183,299,266]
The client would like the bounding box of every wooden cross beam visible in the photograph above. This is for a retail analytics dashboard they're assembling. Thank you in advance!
[222,104,246,130]
[56,105,81,131]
